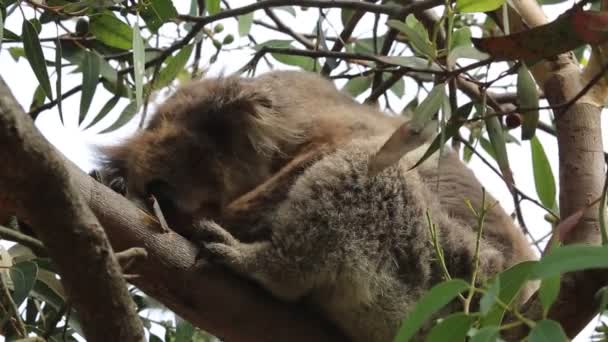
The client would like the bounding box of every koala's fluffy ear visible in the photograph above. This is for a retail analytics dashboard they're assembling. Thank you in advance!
[198,77,307,156]
[94,143,131,193]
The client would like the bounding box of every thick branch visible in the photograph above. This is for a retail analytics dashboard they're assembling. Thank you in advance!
[0,78,145,342]
[497,1,606,339]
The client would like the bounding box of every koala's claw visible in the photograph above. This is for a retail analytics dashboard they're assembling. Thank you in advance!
[193,220,245,266]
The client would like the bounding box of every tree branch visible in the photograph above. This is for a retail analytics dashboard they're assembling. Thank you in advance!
[0,77,145,342]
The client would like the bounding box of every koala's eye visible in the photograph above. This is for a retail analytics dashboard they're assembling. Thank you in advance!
[145,179,174,203]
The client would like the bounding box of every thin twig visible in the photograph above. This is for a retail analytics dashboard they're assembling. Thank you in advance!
[0,225,46,255]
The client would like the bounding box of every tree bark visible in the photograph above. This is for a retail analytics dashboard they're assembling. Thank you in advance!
[0,78,146,341]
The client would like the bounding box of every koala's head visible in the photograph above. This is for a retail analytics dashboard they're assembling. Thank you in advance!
[97,75,305,219]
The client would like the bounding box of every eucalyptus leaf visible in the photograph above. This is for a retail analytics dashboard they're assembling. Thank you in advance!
[23,19,52,100]
[394,279,469,342]
[133,25,145,109]
[141,0,178,32]
[99,100,138,134]
[90,12,133,50]
[84,96,120,130]
[456,0,506,13]
[10,261,38,307]
[79,51,100,124]
[530,136,556,210]
[518,63,539,140]
[539,274,560,315]
[425,312,475,342]
[205,0,220,15]
[528,319,567,342]
[238,13,254,37]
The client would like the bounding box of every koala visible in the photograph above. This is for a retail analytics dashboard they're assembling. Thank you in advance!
[97,71,402,237]
[97,70,537,340]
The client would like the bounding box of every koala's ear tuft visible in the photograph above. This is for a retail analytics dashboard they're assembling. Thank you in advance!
[94,143,131,190]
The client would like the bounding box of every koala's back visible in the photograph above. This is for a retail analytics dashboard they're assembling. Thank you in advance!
[259,138,506,342]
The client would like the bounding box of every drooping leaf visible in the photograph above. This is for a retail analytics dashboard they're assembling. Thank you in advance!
[10,261,38,307]
[175,319,195,342]
[238,13,254,37]
[409,102,473,170]
[55,36,63,124]
[411,84,445,130]
[479,277,500,315]
[79,51,100,125]
[425,312,475,342]
[133,24,145,110]
[518,63,540,140]
[528,319,568,342]
[388,76,405,98]
[456,0,506,13]
[271,53,319,71]
[151,44,193,90]
[23,19,52,100]
[538,274,561,316]
[485,113,514,189]
[140,0,178,33]
[530,136,556,210]
[84,96,120,130]
[90,12,133,50]
[100,100,138,134]
[481,261,536,327]
[387,16,434,58]
[205,0,220,15]
[470,326,500,342]
[376,56,441,71]
[393,279,469,342]
[30,84,46,110]
[343,76,371,98]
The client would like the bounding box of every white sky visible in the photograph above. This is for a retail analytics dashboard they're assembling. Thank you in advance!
[0,0,606,340]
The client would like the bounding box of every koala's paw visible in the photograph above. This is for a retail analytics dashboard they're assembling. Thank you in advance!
[194,220,244,267]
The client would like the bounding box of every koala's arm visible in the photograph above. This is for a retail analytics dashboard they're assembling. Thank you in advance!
[222,144,331,228]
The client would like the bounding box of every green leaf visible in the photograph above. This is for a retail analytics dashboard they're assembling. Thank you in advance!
[389,77,405,98]
[133,24,145,110]
[485,113,513,187]
[451,27,472,50]
[341,8,354,27]
[530,136,556,210]
[456,0,506,13]
[55,36,63,125]
[411,84,445,131]
[426,312,475,342]
[205,0,220,15]
[23,19,52,100]
[470,326,500,342]
[409,102,473,170]
[387,17,434,58]
[479,277,500,315]
[376,56,441,71]
[532,245,608,279]
[238,13,254,37]
[10,261,38,306]
[100,100,138,133]
[481,261,536,327]
[141,0,178,33]
[79,51,100,125]
[84,96,120,130]
[8,46,24,61]
[394,279,469,342]
[175,319,195,342]
[152,44,193,90]
[343,76,371,98]
[539,274,560,315]
[30,84,46,110]
[271,52,319,71]
[528,319,567,342]
[518,63,539,140]
[90,12,133,50]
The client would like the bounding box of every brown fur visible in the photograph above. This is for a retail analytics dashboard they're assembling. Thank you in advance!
[97,71,537,341]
